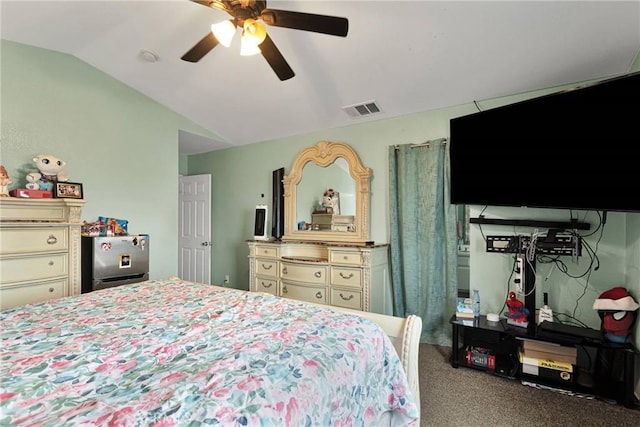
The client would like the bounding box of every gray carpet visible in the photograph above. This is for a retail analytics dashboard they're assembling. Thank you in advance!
[418,344,639,426]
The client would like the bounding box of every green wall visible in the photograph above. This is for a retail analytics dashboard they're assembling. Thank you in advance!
[3,40,638,350]
[1,40,219,280]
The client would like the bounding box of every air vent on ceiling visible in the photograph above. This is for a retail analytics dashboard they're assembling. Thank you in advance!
[342,100,382,118]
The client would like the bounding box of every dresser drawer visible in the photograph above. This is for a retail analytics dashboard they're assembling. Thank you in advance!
[0,227,68,254]
[0,203,66,222]
[281,262,327,284]
[329,250,362,266]
[281,282,327,305]
[256,259,278,277]
[0,253,68,283]
[330,267,362,288]
[0,278,67,311]
[255,245,279,258]
[254,277,278,295]
[330,288,362,310]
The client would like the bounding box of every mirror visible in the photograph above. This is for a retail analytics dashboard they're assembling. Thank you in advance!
[296,159,355,221]
[282,141,371,243]
[457,204,470,251]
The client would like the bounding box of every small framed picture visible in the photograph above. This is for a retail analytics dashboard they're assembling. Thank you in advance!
[53,182,83,199]
[119,254,131,268]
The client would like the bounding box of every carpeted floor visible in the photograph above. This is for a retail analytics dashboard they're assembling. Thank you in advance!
[418,343,639,426]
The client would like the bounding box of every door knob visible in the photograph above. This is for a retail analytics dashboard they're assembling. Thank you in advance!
[201,242,211,246]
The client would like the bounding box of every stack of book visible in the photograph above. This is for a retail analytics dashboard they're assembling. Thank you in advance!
[455,297,474,319]
[519,339,577,384]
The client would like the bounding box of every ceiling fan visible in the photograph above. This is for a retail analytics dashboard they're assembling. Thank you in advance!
[181,0,349,81]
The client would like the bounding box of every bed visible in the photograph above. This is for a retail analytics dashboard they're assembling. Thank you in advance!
[0,278,421,426]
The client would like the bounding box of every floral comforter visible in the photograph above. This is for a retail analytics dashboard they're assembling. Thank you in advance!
[0,279,418,426]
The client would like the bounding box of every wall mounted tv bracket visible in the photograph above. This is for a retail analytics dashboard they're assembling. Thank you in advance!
[486,231,582,328]
[470,217,590,230]
[485,234,582,257]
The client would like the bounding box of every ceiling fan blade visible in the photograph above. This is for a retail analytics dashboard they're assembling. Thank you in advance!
[181,33,219,62]
[192,1,213,7]
[259,34,295,81]
[261,9,348,37]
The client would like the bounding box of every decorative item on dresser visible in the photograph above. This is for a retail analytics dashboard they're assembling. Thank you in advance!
[0,165,12,197]
[0,197,85,310]
[52,181,83,199]
[248,141,391,314]
[311,212,355,232]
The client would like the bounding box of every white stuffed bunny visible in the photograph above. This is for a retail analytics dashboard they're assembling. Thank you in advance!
[25,172,41,190]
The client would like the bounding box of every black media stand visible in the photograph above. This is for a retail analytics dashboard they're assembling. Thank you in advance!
[450,315,639,408]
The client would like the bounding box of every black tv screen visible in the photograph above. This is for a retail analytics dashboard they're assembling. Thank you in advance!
[449,71,640,213]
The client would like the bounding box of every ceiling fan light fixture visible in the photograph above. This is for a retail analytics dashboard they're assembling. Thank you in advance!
[240,34,262,56]
[243,19,267,45]
[211,20,236,48]
[182,1,349,80]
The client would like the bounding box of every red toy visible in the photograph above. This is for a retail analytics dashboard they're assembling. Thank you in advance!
[592,287,639,343]
[505,291,529,325]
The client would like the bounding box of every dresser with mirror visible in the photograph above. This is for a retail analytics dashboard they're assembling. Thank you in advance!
[247,141,391,314]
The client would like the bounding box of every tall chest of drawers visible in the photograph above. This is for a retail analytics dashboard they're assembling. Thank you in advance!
[247,240,391,315]
[0,198,85,310]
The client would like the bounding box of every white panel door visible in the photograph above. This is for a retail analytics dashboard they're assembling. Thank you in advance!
[178,174,211,284]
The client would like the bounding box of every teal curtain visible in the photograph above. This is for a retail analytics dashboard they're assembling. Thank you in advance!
[388,140,458,346]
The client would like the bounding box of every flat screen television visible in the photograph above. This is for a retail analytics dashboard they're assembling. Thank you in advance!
[449,71,640,213]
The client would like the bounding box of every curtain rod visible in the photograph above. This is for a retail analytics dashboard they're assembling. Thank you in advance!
[394,137,448,149]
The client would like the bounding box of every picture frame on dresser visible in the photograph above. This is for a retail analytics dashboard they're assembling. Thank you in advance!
[53,181,83,199]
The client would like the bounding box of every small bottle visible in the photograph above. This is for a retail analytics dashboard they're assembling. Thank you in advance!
[473,289,480,318]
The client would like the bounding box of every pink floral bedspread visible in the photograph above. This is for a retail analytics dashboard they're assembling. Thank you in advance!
[0,279,418,426]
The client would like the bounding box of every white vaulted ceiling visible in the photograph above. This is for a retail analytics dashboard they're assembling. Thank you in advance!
[2,1,639,154]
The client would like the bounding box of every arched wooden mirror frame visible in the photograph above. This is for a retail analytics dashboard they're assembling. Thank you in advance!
[282,141,371,243]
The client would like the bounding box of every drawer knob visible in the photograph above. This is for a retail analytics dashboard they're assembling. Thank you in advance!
[343,256,348,260]
[339,293,354,301]
[47,235,58,245]
[315,291,323,299]
[48,288,54,293]
[282,267,288,275]
[49,261,54,266]
[314,271,322,278]
[282,286,288,294]
[262,264,273,270]
[339,272,354,279]
[261,281,272,288]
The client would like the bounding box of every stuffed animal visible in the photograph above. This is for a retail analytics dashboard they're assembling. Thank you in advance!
[322,188,340,215]
[25,173,41,190]
[28,154,69,191]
